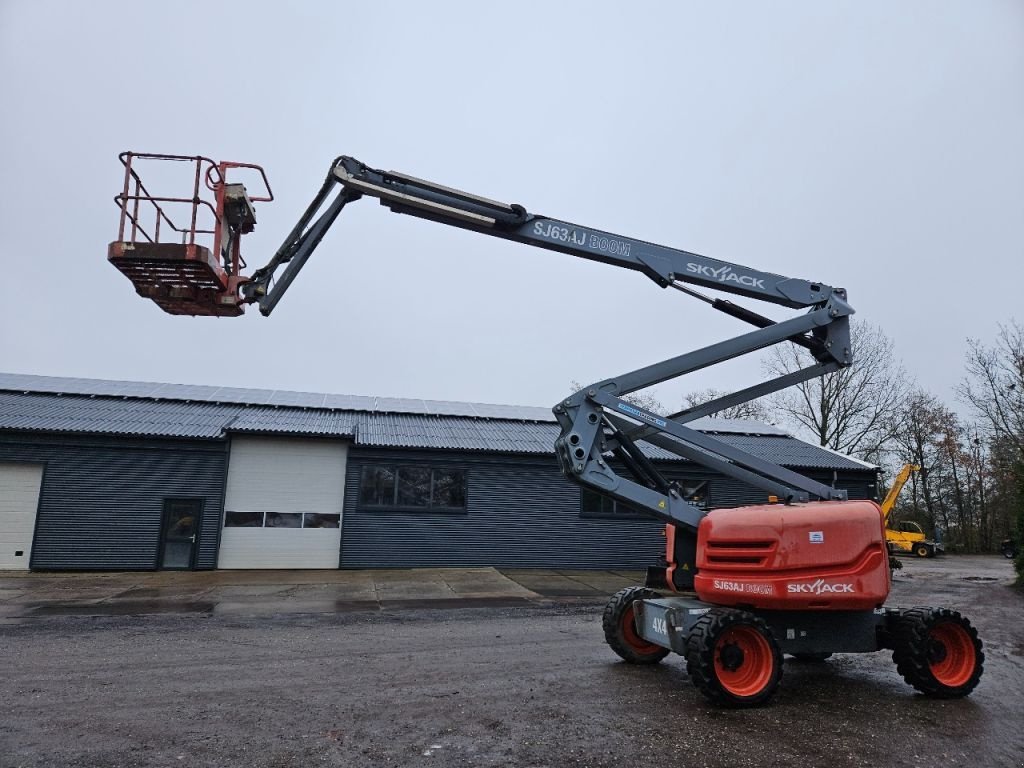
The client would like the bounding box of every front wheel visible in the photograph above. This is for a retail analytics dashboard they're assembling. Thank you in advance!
[686,607,783,707]
[892,608,984,698]
[915,543,933,558]
[602,587,670,664]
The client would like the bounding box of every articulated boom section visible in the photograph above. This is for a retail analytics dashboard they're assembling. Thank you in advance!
[109,152,854,552]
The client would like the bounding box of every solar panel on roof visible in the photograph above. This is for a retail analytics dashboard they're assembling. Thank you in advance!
[379,397,433,414]
[421,400,481,417]
[220,388,273,404]
[322,393,376,410]
[473,403,553,421]
[163,384,222,401]
[267,390,317,406]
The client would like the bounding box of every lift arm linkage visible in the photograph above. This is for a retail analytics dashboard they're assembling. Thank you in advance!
[237,156,855,530]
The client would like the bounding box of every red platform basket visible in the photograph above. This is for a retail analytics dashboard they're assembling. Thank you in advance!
[108,152,272,316]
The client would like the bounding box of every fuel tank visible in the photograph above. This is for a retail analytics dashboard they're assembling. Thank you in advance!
[692,500,890,610]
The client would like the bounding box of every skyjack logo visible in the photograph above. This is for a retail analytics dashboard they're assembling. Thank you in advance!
[685,263,766,290]
[787,580,855,595]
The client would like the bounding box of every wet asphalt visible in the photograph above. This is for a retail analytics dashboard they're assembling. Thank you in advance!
[0,568,644,623]
[0,556,1021,768]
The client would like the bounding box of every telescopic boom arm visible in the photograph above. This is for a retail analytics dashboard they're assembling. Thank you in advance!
[237,156,854,534]
[112,153,855,546]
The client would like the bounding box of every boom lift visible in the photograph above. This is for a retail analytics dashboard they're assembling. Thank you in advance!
[109,152,984,707]
[881,464,943,558]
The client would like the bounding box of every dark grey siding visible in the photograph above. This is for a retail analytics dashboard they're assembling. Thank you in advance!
[0,432,226,570]
[341,450,666,569]
[340,449,879,569]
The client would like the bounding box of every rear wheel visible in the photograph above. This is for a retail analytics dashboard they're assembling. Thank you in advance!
[915,543,932,558]
[686,607,783,707]
[602,587,670,664]
[892,608,983,698]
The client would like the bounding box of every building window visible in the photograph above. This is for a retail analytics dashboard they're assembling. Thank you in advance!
[224,511,341,528]
[225,511,263,527]
[580,489,649,519]
[360,467,396,506]
[304,513,341,529]
[358,465,467,511]
[580,480,709,519]
[266,512,303,528]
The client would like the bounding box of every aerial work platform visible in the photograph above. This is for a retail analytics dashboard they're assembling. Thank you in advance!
[108,152,272,316]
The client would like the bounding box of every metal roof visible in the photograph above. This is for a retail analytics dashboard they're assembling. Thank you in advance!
[355,413,556,453]
[228,407,359,438]
[0,372,552,422]
[0,373,873,471]
[0,391,244,439]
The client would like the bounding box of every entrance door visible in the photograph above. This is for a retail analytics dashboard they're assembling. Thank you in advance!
[160,498,202,569]
[0,463,43,570]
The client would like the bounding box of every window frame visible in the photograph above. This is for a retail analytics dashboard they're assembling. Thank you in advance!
[357,463,469,514]
[579,488,652,520]
[223,511,342,528]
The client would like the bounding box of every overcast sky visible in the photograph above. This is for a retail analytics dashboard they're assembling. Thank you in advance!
[1,1,1021,413]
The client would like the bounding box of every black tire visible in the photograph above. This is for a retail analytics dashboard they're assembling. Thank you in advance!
[792,652,833,663]
[891,608,984,698]
[602,587,670,664]
[915,543,932,558]
[685,607,783,707]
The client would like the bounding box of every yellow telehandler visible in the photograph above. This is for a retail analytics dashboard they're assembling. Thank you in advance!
[881,464,943,557]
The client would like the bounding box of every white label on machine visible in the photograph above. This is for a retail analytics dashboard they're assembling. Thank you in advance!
[809,531,824,543]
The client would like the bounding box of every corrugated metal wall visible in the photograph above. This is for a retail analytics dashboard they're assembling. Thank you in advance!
[341,450,663,569]
[340,448,878,569]
[0,433,226,570]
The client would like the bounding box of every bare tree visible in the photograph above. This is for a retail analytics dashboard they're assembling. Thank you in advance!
[762,320,909,463]
[892,389,952,534]
[960,320,1024,457]
[681,388,772,422]
[959,320,1024,569]
[891,387,1013,552]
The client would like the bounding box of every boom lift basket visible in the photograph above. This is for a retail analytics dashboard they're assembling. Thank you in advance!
[108,152,271,316]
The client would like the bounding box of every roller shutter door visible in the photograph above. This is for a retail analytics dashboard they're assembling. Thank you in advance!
[219,437,347,569]
[0,463,43,570]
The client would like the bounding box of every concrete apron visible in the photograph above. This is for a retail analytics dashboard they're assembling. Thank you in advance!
[0,568,645,621]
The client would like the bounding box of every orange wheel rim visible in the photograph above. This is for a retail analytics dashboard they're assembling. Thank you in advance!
[621,605,663,654]
[714,626,774,697]
[928,622,976,687]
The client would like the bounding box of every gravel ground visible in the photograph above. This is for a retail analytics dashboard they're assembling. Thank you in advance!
[1,556,1021,768]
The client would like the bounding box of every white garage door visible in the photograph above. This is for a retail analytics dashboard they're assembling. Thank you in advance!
[219,437,347,569]
[0,463,43,570]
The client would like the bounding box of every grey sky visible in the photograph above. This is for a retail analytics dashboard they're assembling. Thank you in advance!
[1,1,1021,413]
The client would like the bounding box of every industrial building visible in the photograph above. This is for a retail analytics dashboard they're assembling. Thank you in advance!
[0,373,878,572]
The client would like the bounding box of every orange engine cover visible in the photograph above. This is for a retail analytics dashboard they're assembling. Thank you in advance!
[693,500,890,611]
